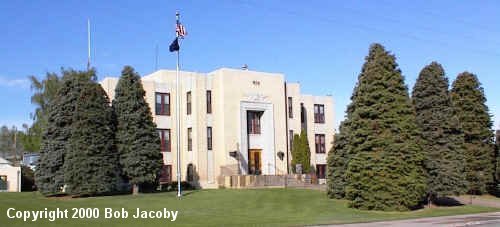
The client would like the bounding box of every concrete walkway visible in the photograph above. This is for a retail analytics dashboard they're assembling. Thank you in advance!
[453,196,500,208]
[321,212,500,227]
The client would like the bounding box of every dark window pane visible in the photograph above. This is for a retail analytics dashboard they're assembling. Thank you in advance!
[158,129,171,152]
[207,90,212,114]
[314,104,325,123]
[247,111,262,134]
[187,128,192,151]
[187,92,192,115]
[207,127,212,150]
[155,93,170,116]
[160,165,172,183]
[316,164,326,179]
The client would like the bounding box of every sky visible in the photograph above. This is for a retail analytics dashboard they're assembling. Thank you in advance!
[1,0,499,131]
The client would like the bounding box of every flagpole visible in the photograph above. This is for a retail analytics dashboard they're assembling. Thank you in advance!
[87,18,91,70]
[175,11,182,198]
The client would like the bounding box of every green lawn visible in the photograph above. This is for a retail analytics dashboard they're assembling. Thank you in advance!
[0,189,498,227]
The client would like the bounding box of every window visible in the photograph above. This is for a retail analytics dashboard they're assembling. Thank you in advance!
[314,104,325,123]
[187,128,192,151]
[289,130,294,151]
[288,97,293,118]
[159,165,172,183]
[187,164,194,182]
[316,164,326,179]
[0,175,6,190]
[300,103,305,123]
[158,129,171,152]
[247,111,262,134]
[155,93,170,115]
[186,91,192,115]
[315,134,326,153]
[206,90,212,114]
[207,127,213,150]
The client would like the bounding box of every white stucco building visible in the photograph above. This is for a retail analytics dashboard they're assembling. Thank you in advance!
[0,157,21,192]
[101,68,334,188]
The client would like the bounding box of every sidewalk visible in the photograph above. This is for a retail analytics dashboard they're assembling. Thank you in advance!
[319,212,500,227]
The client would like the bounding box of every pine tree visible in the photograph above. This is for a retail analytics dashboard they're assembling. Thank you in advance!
[64,80,121,196]
[35,69,94,195]
[112,66,162,195]
[344,43,426,211]
[291,130,311,173]
[451,72,495,194]
[327,82,360,199]
[327,125,350,199]
[28,73,62,152]
[411,62,466,204]
[496,130,500,186]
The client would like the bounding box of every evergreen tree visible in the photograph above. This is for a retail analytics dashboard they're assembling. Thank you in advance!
[344,43,426,211]
[327,82,361,199]
[291,134,302,173]
[411,62,466,204]
[35,69,94,195]
[28,73,62,152]
[64,80,121,196]
[327,127,349,199]
[496,130,500,186]
[291,130,311,173]
[451,72,495,194]
[112,66,162,195]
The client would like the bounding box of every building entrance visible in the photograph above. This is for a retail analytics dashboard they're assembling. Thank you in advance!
[248,149,262,175]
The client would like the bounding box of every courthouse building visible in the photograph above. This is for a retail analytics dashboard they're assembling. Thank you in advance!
[100,68,334,188]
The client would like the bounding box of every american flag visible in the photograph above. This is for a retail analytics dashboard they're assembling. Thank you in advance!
[176,23,186,38]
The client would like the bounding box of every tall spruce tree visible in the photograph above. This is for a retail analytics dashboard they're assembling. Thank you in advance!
[451,72,495,194]
[327,124,350,199]
[113,66,162,195]
[496,130,500,185]
[64,80,121,196]
[344,43,426,211]
[35,69,94,195]
[28,73,62,152]
[327,80,361,199]
[411,62,466,204]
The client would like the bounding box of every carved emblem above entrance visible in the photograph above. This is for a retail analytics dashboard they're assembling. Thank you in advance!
[243,92,269,103]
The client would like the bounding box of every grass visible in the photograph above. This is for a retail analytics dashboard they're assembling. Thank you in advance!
[0,189,498,227]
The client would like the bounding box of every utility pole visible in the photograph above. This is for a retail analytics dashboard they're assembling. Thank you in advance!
[13,126,17,163]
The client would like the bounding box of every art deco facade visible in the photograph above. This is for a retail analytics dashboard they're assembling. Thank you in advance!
[101,68,334,188]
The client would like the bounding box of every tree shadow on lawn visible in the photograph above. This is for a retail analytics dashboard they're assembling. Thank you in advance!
[433,197,464,207]
[409,196,464,210]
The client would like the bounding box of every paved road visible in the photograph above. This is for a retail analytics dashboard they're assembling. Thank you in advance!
[320,212,500,227]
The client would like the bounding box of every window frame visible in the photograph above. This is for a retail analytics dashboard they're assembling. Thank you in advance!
[187,127,192,151]
[159,165,172,183]
[206,90,212,114]
[186,91,192,115]
[288,97,293,118]
[155,92,171,116]
[316,164,326,179]
[247,111,262,134]
[158,129,171,152]
[207,127,213,150]
[315,134,326,153]
[314,104,325,124]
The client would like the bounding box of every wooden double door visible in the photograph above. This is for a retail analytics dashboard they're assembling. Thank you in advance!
[248,149,262,175]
